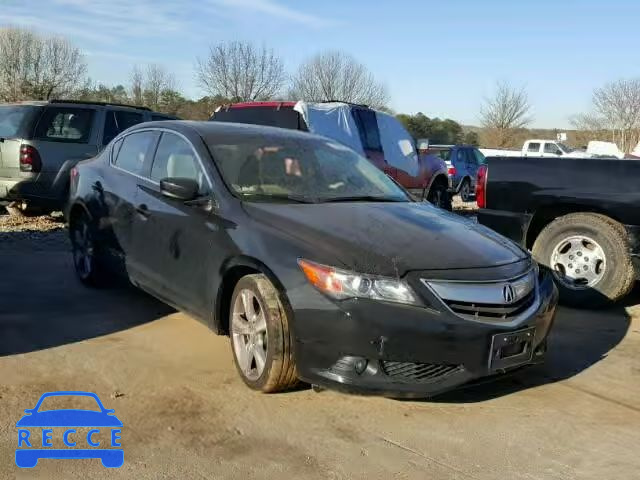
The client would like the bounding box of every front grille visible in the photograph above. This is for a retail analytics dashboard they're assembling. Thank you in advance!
[444,289,536,321]
[381,361,464,383]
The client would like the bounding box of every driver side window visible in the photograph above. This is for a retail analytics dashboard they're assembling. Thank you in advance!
[150,132,209,194]
[544,143,560,154]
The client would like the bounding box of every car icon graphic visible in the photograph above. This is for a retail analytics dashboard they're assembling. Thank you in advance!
[15,391,123,468]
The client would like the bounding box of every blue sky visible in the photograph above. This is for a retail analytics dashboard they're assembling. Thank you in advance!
[2,0,639,127]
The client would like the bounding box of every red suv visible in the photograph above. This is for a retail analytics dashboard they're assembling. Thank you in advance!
[210,101,451,209]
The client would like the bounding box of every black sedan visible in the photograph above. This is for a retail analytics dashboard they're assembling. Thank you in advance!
[67,121,558,397]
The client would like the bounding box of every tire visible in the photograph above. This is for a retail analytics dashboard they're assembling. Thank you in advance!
[532,213,635,307]
[229,274,299,393]
[459,179,472,202]
[426,181,452,211]
[5,201,51,217]
[69,211,109,287]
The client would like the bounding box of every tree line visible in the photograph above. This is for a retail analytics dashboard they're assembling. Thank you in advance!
[1,26,638,153]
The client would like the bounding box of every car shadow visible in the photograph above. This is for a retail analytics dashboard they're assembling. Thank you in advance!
[0,231,174,357]
[430,286,635,403]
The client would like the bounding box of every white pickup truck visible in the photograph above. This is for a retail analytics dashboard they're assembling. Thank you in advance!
[480,139,592,158]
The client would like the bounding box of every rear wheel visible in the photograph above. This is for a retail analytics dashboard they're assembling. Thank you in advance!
[532,213,635,307]
[70,211,109,286]
[459,179,472,202]
[229,274,299,392]
[6,201,52,217]
[426,180,452,211]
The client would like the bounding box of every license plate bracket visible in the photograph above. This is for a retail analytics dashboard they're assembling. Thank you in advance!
[489,327,535,371]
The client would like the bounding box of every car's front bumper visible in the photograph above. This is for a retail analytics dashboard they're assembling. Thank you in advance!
[293,269,558,398]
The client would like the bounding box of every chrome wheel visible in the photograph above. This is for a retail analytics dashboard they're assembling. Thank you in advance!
[72,221,94,280]
[460,180,471,202]
[231,289,268,381]
[550,235,606,289]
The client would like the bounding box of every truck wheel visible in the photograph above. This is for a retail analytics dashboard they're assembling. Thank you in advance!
[229,274,299,392]
[426,181,452,211]
[459,179,472,202]
[532,213,635,307]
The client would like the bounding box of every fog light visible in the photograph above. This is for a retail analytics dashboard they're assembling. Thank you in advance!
[354,359,368,375]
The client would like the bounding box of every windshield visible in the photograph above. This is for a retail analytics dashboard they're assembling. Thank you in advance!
[557,142,574,153]
[36,395,101,412]
[209,138,410,203]
[0,105,40,138]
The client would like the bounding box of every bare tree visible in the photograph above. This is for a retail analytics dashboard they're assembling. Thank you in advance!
[129,66,144,106]
[569,112,611,148]
[480,81,532,148]
[591,78,640,153]
[128,64,176,110]
[196,41,285,101]
[289,51,389,109]
[143,64,175,110]
[0,27,86,101]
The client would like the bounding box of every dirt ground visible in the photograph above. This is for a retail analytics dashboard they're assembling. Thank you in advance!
[1,215,639,479]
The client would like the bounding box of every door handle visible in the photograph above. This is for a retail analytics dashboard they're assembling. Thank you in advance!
[135,204,151,218]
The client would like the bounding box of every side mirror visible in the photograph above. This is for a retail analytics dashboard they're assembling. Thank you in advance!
[160,177,199,201]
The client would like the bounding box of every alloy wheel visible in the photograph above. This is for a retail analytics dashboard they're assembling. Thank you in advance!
[72,220,94,280]
[550,235,606,289]
[460,181,471,202]
[231,289,269,381]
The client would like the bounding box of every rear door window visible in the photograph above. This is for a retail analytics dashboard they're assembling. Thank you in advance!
[473,149,486,165]
[527,142,540,153]
[352,109,382,151]
[0,105,41,138]
[34,108,95,143]
[103,110,145,145]
[112,131,159,177]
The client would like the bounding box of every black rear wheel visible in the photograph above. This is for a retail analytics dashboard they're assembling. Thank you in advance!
[70,211,108,287]
[426,181,452,211]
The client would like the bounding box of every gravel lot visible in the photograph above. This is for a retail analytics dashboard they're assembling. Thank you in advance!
[1,207,639,479]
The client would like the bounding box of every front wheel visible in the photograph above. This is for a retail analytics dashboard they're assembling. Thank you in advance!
[532,213,635,307]
[229,274,299,392]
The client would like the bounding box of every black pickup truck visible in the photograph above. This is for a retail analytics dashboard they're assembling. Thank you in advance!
[476,156,640,307]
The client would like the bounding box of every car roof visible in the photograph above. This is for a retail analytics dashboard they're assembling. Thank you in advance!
[222,101,298,110]
[1,100,152,112]
[132,120,332,144]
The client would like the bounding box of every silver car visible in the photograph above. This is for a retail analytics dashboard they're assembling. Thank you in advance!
[0,100,175,215]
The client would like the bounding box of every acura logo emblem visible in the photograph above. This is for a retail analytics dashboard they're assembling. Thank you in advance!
[502,284,516,303]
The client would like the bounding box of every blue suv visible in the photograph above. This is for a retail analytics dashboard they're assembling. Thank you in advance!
[428,145,486,202]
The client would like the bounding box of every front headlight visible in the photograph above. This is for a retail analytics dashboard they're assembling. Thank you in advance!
[297,259,419,306]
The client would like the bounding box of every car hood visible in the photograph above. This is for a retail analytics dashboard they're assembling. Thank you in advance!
[244,202,527,276]
[16,410,123,427]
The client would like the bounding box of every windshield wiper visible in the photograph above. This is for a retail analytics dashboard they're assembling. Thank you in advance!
[321,195,407,203]
[241,193,318,204]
